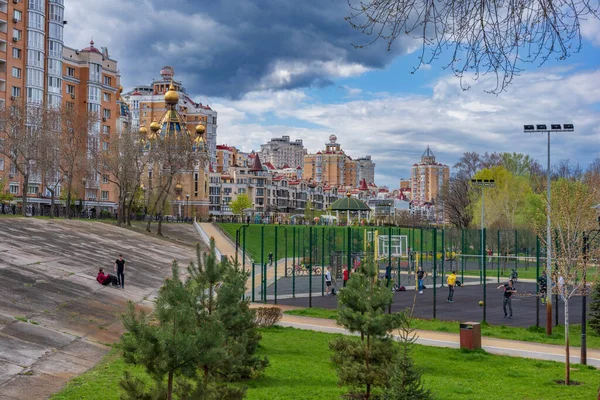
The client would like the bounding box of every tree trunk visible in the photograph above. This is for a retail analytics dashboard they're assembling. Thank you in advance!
[167,370,173,400]
[21,174,29,216]
[565,297,570,385]
[66,177,72,219]
[146,216,152,232]
[49,189,55,219]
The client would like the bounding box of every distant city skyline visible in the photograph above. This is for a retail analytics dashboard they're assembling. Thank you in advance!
[65,0,600,188]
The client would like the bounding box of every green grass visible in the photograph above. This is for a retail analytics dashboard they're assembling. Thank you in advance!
[52,327,599,400]
[218,223,438,263]
[284,308,600,349]
[458,267,600,281]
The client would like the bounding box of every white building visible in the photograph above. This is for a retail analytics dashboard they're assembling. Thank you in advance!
[259,136,306,169]
[356,155,376,185]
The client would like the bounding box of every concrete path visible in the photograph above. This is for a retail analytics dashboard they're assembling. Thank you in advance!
[267,305,600,368]
[0,218,196,400]
[197,222,238,259]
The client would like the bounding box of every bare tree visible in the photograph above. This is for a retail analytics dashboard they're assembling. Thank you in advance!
[346,0,600,93]
[0,100,53,216]
[554,159,583,181]
[59,106,97,219]
[37,108,62,218]
[439,177,472,229]
[92,126,146,226]
[534,179,598,384]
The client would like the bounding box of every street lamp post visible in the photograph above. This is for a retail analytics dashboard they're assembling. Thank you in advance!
[471,179,495,322]
[524,123,574,335]
[185,193,190,221]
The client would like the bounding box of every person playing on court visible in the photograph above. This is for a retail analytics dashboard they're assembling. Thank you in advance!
[447,271,457,303]
[497,280,517,318]
[325,267,333,296]
[417,266,426,294]
[538,271,548,305]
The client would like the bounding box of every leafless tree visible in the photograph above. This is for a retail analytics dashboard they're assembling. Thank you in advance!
[37,108,62,218]
[554,158,583,181]
[92,126,147,226]
[346,0,600,93]
[59,106,97,219]
[439,177,472,229]
[0,100,53,216]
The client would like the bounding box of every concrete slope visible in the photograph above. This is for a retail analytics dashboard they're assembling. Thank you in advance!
[0,218,196,400]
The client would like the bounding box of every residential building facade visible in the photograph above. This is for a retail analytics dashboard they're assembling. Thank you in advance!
[303,134,363,188]
[259,135,306,169]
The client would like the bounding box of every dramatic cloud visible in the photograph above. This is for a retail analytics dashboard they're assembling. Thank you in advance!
[213,67,600,187]
[65,0,415,98]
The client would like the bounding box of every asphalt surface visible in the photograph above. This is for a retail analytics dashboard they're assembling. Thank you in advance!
[0,218,198,400]
[274,281,585,328]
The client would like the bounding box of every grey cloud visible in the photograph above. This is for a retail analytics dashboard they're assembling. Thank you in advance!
[65,0,414,98]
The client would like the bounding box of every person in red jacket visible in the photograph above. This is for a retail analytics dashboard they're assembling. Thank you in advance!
[96,268,114,286]
[343,269,349,287]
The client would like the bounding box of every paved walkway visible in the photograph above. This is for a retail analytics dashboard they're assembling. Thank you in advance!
[261,304,600,367]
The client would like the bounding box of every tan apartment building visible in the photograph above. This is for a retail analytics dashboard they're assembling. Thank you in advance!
[410,146,450,204]
[303,134,360,188]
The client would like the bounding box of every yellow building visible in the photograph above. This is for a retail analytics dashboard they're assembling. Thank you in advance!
[410,146,450,204]
[140,83,210,218]
[303,134,358,189]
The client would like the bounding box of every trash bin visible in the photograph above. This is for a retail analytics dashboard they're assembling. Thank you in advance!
[459,322,481,350]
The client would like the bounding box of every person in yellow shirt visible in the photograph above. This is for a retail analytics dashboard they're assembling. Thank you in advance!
[447,271,457,303]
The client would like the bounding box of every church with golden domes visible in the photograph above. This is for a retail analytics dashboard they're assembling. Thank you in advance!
[137,81,211,218]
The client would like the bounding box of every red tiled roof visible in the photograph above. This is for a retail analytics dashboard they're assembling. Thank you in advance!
[81,40,101,54]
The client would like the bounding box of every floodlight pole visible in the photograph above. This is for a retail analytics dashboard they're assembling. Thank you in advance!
[471,179,495,323]
[524,123,574,336]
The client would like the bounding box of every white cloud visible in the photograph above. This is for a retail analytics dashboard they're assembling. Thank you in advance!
[582,17,600,46]
[208,67,600,188]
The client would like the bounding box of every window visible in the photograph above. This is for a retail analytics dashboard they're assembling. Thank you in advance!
[103,109,111,119]
[87,86,100,102]
[48,22,63,40]
[14,10,22,22]
[26,50,44,68]
[103,92,111,102]
[66,101,74,110]
[28,0,44,12]
[66,84,75,95]
[11,86,21,97]
[13,29,22,41]
[48,58,62,76]
[27,31,44,49]
[9,184,19,195]
[89,63,101,82]
[12,48,21,59]
[88,103,100,114]
[27,11,44,30]
[102,175,109,184]
[101,190,109,200]
[26,88,43,104]
[27,185,38,195]
[10,164,17,174]
[66,67,75,77]
[0,158,3,171]
[48,4,63,22]
[47,76,61,93]
[48,40,62,58]
[11,67,21,78]
[103,76,112,86]
[102,141,109,151]
[102,125,110,134]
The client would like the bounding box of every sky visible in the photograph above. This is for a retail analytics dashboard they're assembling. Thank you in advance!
[65,0,600,188]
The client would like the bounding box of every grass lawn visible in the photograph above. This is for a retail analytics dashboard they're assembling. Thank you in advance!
[285,308,600,349]
[51,327,598,400]
[457,267,600,281]
[218,223,442,263]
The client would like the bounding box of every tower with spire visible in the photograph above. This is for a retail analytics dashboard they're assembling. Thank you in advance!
[410,146,449,222]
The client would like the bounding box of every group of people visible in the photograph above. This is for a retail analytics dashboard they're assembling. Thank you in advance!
[96,254,126,289]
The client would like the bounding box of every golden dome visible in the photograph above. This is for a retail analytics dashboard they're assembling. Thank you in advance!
[164,83,179,105]
[118,85,123,94]
[193,135,206,149]
[175,182,183,191]
[195,124,206,135]
[346,191,352,198]
[139,126,148,135]
[150,120,161,132]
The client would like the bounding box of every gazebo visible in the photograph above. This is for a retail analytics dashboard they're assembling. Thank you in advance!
[330,191,371,226]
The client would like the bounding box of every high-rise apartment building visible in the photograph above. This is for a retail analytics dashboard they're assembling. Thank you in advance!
[0,1,123,213]
[259,135,306,169]
[303,134,366,188]
[356,155,375,185]
[410,146,449,203]
[124,66,218,168]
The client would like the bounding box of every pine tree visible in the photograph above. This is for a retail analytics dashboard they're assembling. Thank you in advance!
[188,239,267,383]
[330,257,405,399]
[384,306,432,400]
[120,261,225,400]
[590,282,600,336]
[215,259,268,380]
